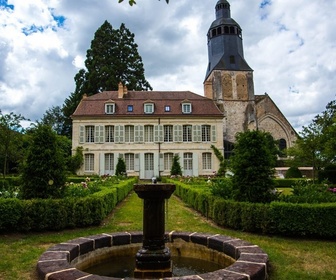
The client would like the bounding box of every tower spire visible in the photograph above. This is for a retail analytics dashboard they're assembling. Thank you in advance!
[205,0,252,80]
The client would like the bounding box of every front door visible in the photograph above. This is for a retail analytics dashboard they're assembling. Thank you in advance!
[144,153,154,179]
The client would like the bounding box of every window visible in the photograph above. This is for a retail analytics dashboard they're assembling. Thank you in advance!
[230,55,235,64]
[125,153,134,171]
[104,153,114,173]
[84,154,94,171]
[165,105,171,112]
[105,125,114,142]
[85,126,95,143]
[164,125,173,142]
[125,125,134,143]
[182,103,192,114]
[202,153,212,170]
[202,125,211,142]
[105,103,115,114]
[279,138,287,150]
[183,153,193,171]
[164,153,174,170]
[144,125,154,142]
[183,125,192,142]
[144,103,154,114]
[127,105,133,112]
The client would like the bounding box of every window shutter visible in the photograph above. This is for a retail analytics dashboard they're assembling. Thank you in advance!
[114,125,120,143]
[211,125,217,142]
[79,125,84,144]
[119,125,124,143]
[154,125,163,143]
[95,125,104,143]
[135,125,139,143]
[174,125,182,142]
[134,153,140,171]
[95,125,100,143]
[193,125,201,142]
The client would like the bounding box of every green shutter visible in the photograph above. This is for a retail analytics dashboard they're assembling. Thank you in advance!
[79,125,84,144]
[211,125,217,142]
[174,125,182,142]
[154,125,163,143]
[193,125,201,142]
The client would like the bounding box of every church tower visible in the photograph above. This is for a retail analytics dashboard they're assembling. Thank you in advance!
[204,0,257,147]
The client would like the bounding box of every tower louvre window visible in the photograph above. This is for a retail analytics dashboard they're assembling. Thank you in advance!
[230,55,235,64]
[224,26,229,34]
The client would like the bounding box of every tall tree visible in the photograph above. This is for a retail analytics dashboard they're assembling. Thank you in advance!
[230,130,278,203]
[0,111,28,178]
[62,21,152,137]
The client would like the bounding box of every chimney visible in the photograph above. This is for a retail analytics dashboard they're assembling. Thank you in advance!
[118,82,124,98]
[123,85,128,95]
[82,93,88,99]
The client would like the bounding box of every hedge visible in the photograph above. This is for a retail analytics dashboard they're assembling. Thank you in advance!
[168,179,336,238]
[0,178,136,232]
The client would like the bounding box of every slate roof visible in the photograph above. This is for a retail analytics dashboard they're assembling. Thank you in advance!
[72,90,224,118]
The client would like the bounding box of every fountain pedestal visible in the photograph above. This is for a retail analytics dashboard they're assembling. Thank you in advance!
[133,183,176,279]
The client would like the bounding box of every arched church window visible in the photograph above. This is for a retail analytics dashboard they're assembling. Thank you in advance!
[279,138,287,151]
[224,26,229,34]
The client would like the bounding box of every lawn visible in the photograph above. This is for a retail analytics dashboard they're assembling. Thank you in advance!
[0,192,335,280]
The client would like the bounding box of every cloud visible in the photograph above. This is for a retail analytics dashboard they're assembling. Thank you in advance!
[0,0,335,134]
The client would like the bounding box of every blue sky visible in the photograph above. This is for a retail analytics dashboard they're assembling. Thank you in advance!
[1,0,336,132]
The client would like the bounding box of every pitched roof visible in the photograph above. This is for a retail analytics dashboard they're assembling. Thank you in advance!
[72,90,223,118]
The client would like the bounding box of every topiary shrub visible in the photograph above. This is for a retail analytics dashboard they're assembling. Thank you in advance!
[170,154,182,176]
[115,157,126,176]
[285,167,302,178]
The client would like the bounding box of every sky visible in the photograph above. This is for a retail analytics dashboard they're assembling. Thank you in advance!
[0,0,335,133]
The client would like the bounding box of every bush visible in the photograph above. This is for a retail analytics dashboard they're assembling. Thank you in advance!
[285,167,302,178]
[0,177,136,232]
[21,125,66,199]
[318,164,336,184]
[170,154,182,176]
[168,178,336,238]
[230,130,278,203]
[115,157,126,176]
[210,178,233,199]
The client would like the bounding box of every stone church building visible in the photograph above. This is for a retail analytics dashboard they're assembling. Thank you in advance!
[204,0,297,157]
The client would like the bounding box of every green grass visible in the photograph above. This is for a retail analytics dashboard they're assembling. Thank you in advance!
[0,192,335,280]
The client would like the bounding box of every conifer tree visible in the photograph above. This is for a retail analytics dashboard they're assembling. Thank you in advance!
[62,21,152,137]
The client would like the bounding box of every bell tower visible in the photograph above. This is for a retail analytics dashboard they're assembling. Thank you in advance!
[204,0,256,146]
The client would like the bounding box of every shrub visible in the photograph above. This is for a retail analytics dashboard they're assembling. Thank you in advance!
[168,178,336,238]
[230,130,278,203]
[210,178,233,199]
[0,177,136,232]
[170,154,182,176]
[21,125,66,199]
[115,157,126,176]
[285,167,302,178]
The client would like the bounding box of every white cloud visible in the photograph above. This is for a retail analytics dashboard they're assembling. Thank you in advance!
[0,0,335,132]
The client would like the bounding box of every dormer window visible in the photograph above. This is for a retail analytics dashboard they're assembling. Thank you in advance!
[182,103,192,114]
[164,105,171,112]
[144,103,154,114]
[105,103,115,114]
[127,105,133,112]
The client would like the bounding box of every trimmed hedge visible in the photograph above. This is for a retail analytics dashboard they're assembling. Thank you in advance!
[168,179,336,238]
[0,178,136,232]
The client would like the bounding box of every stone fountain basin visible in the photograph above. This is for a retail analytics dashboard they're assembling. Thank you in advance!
[37,231,269,280]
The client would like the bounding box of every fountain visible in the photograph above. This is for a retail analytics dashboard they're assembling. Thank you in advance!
[133,183,175,278]
[37,182,269,280]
